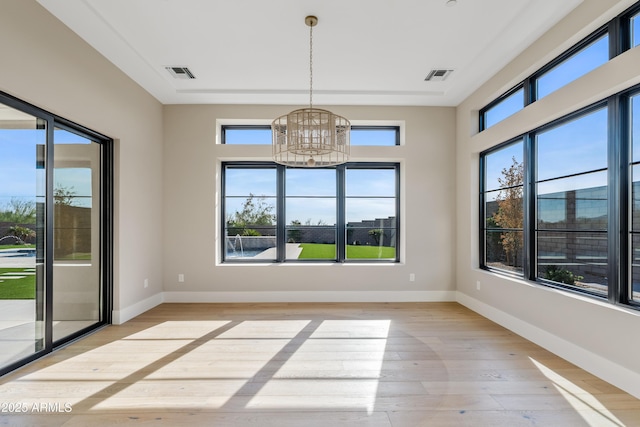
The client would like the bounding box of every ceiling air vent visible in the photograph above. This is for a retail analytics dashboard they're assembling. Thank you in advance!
[166,66,196,79]
[424,69,453,82]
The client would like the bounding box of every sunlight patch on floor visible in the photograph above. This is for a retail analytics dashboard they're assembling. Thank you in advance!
[247,319,391,414]
[529,357,625,427]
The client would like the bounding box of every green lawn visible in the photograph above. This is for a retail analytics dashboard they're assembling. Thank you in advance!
[0,244,35,250]
[298,243,395,259]
[346,245,396,259]
[0,268,35,299]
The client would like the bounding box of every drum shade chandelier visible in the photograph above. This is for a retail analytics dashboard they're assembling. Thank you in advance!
[272,16,350,167]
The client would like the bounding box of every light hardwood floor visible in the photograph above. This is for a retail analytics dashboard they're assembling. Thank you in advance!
[1,302,639,426]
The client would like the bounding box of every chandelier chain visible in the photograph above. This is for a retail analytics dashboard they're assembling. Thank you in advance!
[309,21,313,109]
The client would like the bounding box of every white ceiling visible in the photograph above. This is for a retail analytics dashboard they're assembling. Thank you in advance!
[36,0,583,107]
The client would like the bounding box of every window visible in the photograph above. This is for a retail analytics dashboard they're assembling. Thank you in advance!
[536,33,609,100]
[222,163,400,263]
[480,22,621,132]
[223,165,277,260]
[221,125,400,145]
[480,87,524,130]
[53,128,98,262]
[346,166,398,260]
[535,106,608,295]
[286,168,337,259]
[479,2,640,309]
[480,89,640,308]
[630,93,640,303]
[481,140,524,274]
[222,125,271,144]
[350,126,399,146]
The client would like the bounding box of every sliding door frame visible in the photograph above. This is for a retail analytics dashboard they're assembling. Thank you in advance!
[0,90,113,376]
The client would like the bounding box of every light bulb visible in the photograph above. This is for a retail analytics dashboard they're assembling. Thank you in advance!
[307,157,316,167]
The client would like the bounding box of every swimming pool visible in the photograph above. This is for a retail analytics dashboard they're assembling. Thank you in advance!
[0,248,36,258]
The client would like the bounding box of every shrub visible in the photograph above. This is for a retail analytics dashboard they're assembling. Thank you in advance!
[545,265,583,286]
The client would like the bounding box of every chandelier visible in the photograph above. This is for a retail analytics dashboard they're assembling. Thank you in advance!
[272,16,350,167]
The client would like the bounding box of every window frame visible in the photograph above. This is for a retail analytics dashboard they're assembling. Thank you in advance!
[220,125,271,145]
[0,89,113,376]
[533,102,610,298]
[479,84,525,131]
[479,7,640,132]
[621,2,640,49]
[350,126,401,146]
[479,137,526,278]
[220,125,401,146]
[480,85,640,311]
[221,161,400,263]
[531,27,610,101]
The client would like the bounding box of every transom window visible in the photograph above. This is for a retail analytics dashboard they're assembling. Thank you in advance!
[480,87,524,130]
[535,33,609,100]
[480,19,620,131]
[221,125,400,146]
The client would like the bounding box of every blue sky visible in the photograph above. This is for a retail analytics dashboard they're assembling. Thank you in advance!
[485,106,615,223]
[224,127,397,146]
[225,167,396,225]
[0,128,94,209]
[485,34,609,129]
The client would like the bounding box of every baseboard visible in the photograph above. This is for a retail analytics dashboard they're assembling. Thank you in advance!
[112,292,164,325]
[456,291,640,400]
[163,290,457,303]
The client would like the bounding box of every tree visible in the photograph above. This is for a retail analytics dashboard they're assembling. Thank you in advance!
[288,220,302,242]
[227,193,275,236]
[368,229,384,245]
[0,198,36,223]
[304,218,327,226]
[3,225,35,244]
[492,156,523,267]
[54,185,77,206]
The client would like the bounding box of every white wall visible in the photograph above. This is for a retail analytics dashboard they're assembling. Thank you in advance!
[0,0,165,324]
[162,104,456,302]
[455,0,640,398]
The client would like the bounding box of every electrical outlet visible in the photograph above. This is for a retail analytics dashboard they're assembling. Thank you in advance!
[409,273,415,282]
[178,274,185,283]
[144,278,149,288]
[476,280,481,290]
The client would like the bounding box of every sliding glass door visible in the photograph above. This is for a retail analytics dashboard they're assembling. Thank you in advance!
[52,127,103,342]
[0,104,46,368]
[0,93,111,375]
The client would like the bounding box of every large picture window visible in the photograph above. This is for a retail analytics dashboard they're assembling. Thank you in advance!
[481,86,640,310]
[479,1,640,310]
[222,163,400,263]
